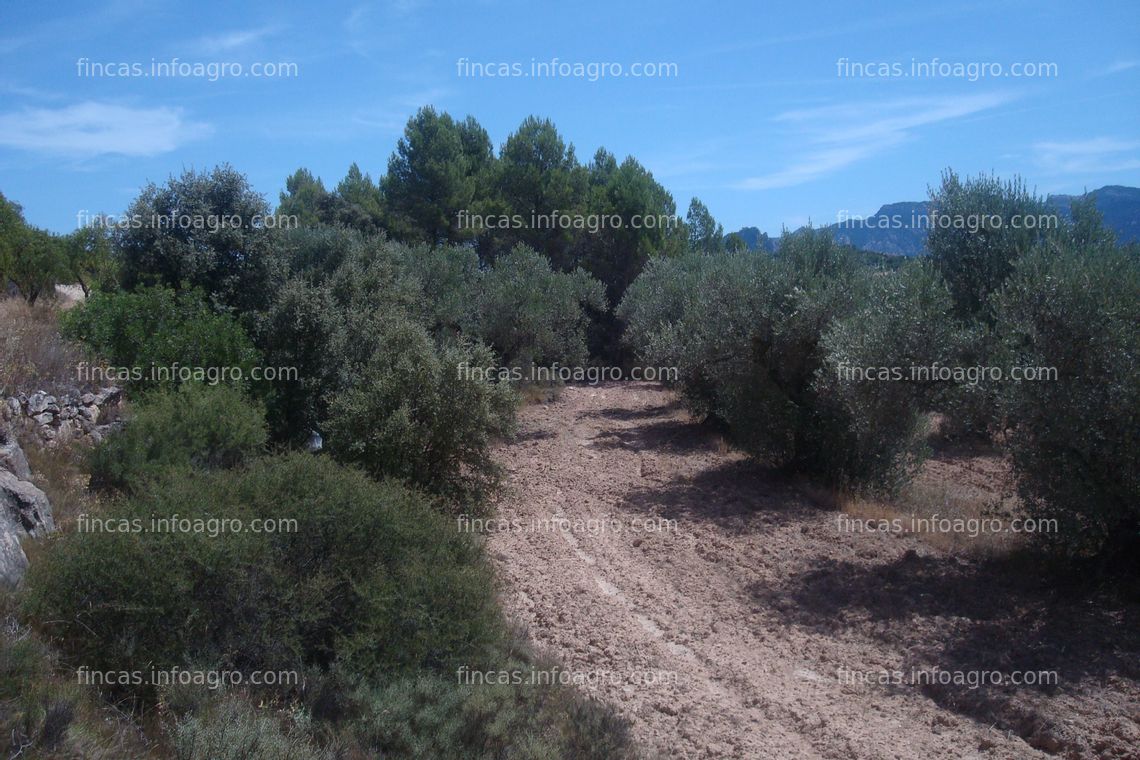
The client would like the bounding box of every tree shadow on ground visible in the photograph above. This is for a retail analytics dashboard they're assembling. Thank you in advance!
[588,419,715,455]
[618,459,818,534]
[750,551,1139,681]
[511,428,556,443]
[748,550,1140,753]
[580,402,684,422]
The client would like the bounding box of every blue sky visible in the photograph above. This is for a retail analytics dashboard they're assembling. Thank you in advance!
[1,0,1138,235]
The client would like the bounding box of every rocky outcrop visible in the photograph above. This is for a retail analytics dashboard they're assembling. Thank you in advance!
[2,387,123,446]
[0,387,116,584]
[0,425,53,586]
[0,424,31,480]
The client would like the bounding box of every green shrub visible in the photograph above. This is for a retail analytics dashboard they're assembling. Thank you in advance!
[398,243,481,338]
[61,286,260,392]
[22,454,504,697]
[278,220,365,281]
[348,670,635,760]
[254,233,544,501]
[0,611,151,759]
[618,249,776,415]
[171,698,334,760]
[993,237,1140,558]
[325,317,517,505]
[88,383,267,493]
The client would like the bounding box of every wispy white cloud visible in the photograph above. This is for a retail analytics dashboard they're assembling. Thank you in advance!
[387,0,427,15]
[193,26,279,54]
[735,93,1012,190]
[700,5,978,57]
[344,2,425,58]
[735,144,887,190]
[0,102,212,157]
[350,113,409,134]
[1033,137,1140,174]
[0,82,61,100]
[1093,60,1139,77]
[642,139,730,180]
[393,87,451,109]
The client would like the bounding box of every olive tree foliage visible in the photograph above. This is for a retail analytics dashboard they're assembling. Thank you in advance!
[926,169,1053,321]
[324,321,516,506]
[251,227,603,502]
[620,229,975,492]
[992,204,1140,559]
[462,246,606,370]
[61,224,116,296]
[254,274,516,502]
[814,260,962,490]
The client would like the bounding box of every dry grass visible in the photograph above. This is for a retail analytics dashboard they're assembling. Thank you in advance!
[0,297,89,397]
[517,382,562,405]
[813,444,1025,557]
[20,435,102,534]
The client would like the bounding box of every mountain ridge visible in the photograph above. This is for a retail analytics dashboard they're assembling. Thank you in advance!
[729,185,1140,256]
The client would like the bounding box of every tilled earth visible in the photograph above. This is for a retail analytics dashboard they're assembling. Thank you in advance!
[486,382,1139,760]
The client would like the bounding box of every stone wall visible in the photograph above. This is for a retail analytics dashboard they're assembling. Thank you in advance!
[2,387,124,446]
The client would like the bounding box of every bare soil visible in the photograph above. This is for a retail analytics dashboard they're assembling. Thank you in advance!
[487,382,1140,760]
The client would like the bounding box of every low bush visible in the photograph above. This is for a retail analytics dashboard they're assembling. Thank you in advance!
[88,383,267,493]
[170,698,333,760]
[0,608,151,759]
[348,669,635,760]
[61,286,260,392]
[22,454,504,698]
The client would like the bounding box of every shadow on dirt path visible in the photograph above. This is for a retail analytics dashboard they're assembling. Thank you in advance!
[487,382,1140,759]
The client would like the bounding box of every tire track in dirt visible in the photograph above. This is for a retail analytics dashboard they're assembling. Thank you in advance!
[486,382,1063,759]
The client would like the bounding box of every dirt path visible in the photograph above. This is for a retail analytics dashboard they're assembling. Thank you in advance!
[486,382,1139,760]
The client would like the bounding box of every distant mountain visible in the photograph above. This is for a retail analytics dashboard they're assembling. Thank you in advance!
[730,226,776,253]
[1047,185,1140,245]
[728,185,1140,257]
[828,201,930,257]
